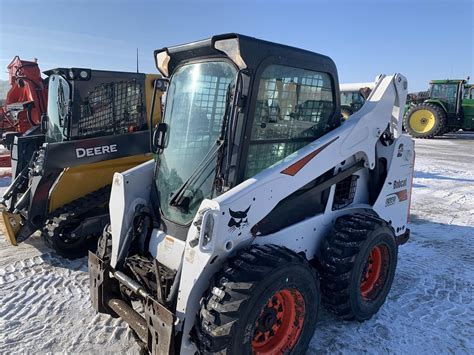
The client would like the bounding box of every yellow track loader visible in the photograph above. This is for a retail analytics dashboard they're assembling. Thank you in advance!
[0,67,167,257]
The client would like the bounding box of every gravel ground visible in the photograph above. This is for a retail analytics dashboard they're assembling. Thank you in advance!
[0,132,473,354]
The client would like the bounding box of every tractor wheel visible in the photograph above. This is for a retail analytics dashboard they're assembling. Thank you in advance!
[196,244,319,354]
[403,103,446,138]
[318,212,397,321]
[341,107,353,121]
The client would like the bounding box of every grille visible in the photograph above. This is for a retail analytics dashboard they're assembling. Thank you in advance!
[332,174,358,210]
[78,80,144,137]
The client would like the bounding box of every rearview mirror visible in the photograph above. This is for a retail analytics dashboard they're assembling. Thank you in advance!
[153,78,168,92]
[152,122,168,154]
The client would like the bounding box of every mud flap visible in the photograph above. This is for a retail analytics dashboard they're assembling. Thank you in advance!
[145,296,175,355]
[396,228,410,246]
[0,211,22,245]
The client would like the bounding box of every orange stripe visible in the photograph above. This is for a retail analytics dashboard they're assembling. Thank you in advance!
[281,137,339,176]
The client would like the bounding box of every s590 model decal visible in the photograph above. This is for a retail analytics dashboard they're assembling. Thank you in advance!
[76,144,118,158]
[386,189,408,205]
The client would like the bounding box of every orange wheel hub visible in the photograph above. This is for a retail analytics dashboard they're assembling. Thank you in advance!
[251,289,305,354]
[360,245,387,299]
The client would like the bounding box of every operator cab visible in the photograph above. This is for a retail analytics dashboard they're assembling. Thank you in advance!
[428,79,466,115]
[150,34,341,239]
[44,68,151,143]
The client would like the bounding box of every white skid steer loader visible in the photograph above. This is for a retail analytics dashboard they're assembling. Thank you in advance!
[89,34,414,354]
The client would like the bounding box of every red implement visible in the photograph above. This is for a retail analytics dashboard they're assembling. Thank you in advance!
[0,56,48,167]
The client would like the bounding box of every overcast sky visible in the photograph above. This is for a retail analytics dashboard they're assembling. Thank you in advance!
[0,0,472,91]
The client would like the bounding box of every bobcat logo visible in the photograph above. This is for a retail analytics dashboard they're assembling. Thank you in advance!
[228,206,251,232]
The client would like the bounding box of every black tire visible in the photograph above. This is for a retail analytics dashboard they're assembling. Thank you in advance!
[43,215,92,259]
[403,103,446,138]
[318,212,397,321]
[341,107,353,121]
[196,244,319,354]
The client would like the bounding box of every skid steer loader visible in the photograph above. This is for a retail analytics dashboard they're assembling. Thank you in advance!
[89,34,414,354]
[0,67,166,257]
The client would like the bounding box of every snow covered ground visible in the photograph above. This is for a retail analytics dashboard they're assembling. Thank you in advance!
[0,132,473,354]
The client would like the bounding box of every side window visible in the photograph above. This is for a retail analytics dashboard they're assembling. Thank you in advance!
[245,65,334,178]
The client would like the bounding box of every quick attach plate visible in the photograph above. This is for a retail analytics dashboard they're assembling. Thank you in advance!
[145,296,176,355]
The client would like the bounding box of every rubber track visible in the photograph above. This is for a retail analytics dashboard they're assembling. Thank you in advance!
[318,212,390,319]
[42,185,112,248]
[195,244,309,354]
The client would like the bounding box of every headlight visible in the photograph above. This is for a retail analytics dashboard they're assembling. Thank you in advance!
[214,38,247,70]
[155,50,171,77]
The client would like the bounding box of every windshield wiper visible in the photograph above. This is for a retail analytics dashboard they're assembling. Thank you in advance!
[169,83,235,209]
[169,139,223,208]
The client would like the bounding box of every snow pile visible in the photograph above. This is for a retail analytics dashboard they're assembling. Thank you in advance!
[0,133,473,353]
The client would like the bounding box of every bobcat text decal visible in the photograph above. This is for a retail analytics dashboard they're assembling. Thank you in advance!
[393,178,407,189]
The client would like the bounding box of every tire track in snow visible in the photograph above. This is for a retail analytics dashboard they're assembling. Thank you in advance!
[0,246,139,354]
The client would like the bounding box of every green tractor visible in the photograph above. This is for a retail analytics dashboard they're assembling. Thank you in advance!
[403,79,474,138]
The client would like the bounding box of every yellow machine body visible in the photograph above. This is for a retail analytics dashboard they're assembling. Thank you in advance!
[1,73,163,245]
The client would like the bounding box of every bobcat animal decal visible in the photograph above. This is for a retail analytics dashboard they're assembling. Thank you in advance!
[228,206,251,232]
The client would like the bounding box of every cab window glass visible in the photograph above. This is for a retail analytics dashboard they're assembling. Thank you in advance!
[245,65,334,178]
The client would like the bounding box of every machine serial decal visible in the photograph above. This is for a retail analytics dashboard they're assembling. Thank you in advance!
[280,137,339,176]
[76,144,118,158]
[228,206,251,232]
[386,189,408,204]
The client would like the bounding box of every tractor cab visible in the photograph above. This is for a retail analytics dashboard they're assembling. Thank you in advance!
[464,84,474,99]
[427,79,466,115]
[43,68,156,143]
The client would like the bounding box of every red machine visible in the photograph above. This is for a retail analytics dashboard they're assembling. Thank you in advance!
[0,56,48,167]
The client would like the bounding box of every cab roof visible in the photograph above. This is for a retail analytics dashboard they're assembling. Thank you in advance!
[429,79,466,84]
[154,33,338,80]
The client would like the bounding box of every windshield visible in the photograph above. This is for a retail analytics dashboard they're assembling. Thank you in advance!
[430,83,458,99]
[430,83,458,112]
[46,74,70,143]
[156,61,237,225]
